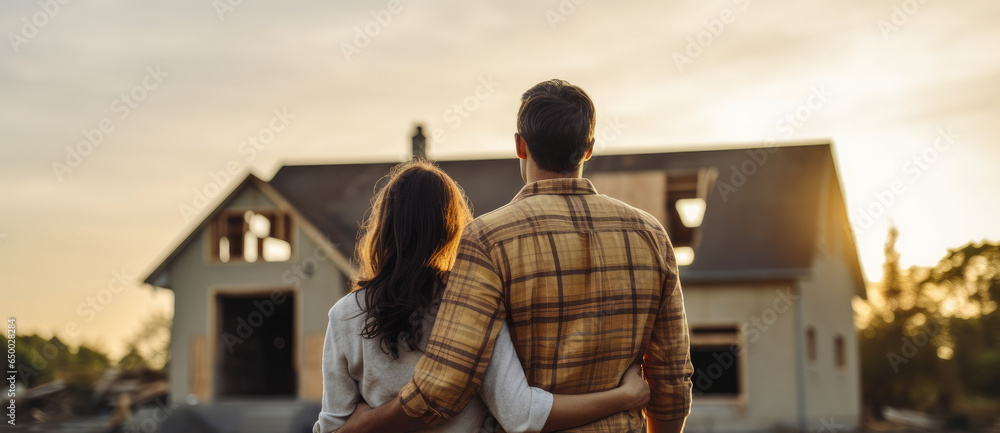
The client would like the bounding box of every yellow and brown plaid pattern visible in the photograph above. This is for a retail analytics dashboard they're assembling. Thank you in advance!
[398,178,693,432]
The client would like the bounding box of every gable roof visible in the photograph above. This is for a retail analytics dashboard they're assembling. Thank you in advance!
[585,143,865,296]
[142,173,354,289]
[269,142,866,297]
[143,142,865,298]
[587,144,825,278]
[267,158,528,262]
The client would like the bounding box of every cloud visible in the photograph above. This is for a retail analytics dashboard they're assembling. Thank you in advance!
[2,0,999,355]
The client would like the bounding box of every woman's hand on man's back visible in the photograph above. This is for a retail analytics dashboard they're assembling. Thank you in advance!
[618,363,651,411]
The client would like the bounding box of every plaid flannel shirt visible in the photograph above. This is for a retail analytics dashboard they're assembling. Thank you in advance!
[398,177,693,432]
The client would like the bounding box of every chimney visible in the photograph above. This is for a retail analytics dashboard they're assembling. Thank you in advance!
[411,125,427,159]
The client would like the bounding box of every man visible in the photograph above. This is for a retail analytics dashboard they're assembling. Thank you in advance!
[340,79,693,432]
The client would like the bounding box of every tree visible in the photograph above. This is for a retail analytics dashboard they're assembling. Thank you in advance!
[859,229,1000,426]
[922,242,1000,406]
[118,310,172,371]
[12,334,112,388]
[921,242,1000,317]
[116,345,149,371]
[858,225,946,418]
[13,334,65,388]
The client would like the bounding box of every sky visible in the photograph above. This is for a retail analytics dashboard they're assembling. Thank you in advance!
[1,0,998,360]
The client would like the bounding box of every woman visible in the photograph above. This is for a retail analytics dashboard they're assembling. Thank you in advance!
[315,159,649,433]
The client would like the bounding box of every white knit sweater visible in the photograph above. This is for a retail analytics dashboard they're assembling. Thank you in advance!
[315,290,553,433]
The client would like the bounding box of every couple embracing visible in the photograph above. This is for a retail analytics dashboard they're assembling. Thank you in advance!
[314,79,693,433]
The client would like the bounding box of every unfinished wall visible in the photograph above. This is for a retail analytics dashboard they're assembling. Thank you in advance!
[165,185,349,404]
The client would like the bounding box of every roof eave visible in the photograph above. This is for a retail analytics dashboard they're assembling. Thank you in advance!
[680,268,810,284]
[141,173,356,290]
[140,173,260,289]
[825,141,869,300]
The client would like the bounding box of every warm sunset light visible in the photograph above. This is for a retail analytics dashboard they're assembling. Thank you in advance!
[2,1,998,432]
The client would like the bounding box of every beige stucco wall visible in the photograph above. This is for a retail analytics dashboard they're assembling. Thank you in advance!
[682,281,800,432]
[795,162,863,430]
[798,249,863,430]
[681,268,861,432]
[164,185,349,404]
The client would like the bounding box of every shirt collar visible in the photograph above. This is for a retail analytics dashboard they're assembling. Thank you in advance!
[510,177,598,203]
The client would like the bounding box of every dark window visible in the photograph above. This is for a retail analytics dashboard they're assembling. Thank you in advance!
[690,327,741,397]
[223,214,245,259]
[834,334,846,368]
[806,327,817,362]
[692,327,739,335]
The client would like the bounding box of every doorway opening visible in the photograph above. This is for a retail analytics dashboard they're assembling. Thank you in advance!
[215,290,296,398]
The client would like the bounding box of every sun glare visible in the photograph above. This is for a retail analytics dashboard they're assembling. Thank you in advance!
[715,98,789,140]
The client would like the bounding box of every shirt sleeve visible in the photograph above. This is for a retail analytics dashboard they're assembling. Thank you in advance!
[643,242,695,421]
[478,322,553,433]
[397,223,507,426]
[316,303,363,432]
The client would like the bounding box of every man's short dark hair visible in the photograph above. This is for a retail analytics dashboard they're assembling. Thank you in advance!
[516,79,596,173]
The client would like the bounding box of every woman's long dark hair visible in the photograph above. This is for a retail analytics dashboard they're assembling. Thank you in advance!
[353,158,473,359]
